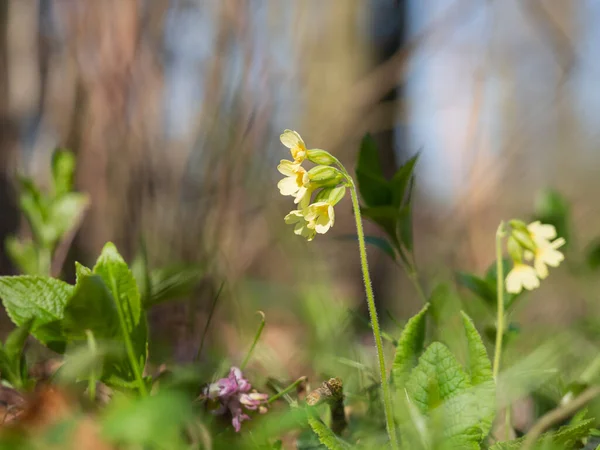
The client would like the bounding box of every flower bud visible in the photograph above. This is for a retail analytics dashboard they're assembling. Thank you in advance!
[507,235,524,263]
[307,165,345,186]
[314,186,346,205]
[511,229,536,252]
[306,149,336,166]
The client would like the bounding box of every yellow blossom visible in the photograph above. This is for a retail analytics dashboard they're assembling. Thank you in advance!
[305,202,335,234]
[527,221,557,245]
[524,221,565,279]
[506,263,540,294]
[284,210,316,241]
[527,237,566,279]
[280,130,307,163]
[277,160,310,204]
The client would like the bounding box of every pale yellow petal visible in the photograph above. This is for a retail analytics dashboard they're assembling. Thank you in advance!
[277,160,299,176]
[278,176,300,196]
[534,257,549,279]
[528,221,557,241]
[280,130,303,149]
[506,270,524,294]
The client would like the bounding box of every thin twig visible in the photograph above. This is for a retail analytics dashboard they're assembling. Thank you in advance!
[521,386,600,450]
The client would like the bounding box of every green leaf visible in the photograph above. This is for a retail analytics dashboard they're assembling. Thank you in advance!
[355,134,391,207]
[393,304,429,386]
[93,243,147,385]
[75,262,92,281]
[364,235,396,261]
[307,414,351,450]
[142,263,204,308]
[360,206,400,248]
[456,272,496,306]
[0,320,33,387]
[489,419,595,450]
[461,313,493,386]
[51,150,76,198]
[5,237,40,275]
[18,177,50,245]
[0,276,72,344]
[390,154,419,208]
[461,312,495,439]
[46,193,89,246]
[406,343,486,448]
[93,243,142,332]
[406,343,472,414]
[62,274,119,340]
[397,205,413,253]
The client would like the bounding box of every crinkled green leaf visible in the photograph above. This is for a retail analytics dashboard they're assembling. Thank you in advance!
[461,312,495,439]
[307,414,351,450]
[0,276,72,344]
[356,134,391,207]
[406,343,485,448]
[406,342,471,413]
[393,304,429,386]
[489,419,595,450]
[461,312,493,386]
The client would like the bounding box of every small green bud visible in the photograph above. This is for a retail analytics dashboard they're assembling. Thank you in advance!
[307,165,344,186]
[315,186,346,205]
[507,236,524,262]
[511,229,536,252]
[508,219,528,233]
[306,149,336,166]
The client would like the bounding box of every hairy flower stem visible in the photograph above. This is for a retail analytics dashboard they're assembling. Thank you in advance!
[349,181,399,449]
[493,222,506,379]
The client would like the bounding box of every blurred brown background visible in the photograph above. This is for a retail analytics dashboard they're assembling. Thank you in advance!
[0,0,598,367]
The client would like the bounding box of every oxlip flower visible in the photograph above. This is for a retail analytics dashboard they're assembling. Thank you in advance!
[277,160,309,203]
[505,263,540,294]
[527,237,566,279]
[280,129,307,163]
[305,201,335,234]
[284,210,316,241]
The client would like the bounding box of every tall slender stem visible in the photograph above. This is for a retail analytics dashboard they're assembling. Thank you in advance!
[493,223,505,380]
[349,183,399,450]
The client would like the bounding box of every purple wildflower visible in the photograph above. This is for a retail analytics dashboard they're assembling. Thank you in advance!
[203,366,268,432]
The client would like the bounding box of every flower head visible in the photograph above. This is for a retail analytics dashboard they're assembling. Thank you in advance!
[506,263,540,294]
[285,210,316,241]
[527,221,557,244]
[527,237,566,279]
[277,160,310,204]
[305,202,335,234]
[280,129,307,163]
[203,367,268,432]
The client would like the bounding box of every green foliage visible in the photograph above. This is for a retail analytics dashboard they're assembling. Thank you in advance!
[306,414,351,450]
[5,149,88,276]
[0,276,73,346]
[0,321,33,388]
[355,134,419,267]
[489,419,595,450]
[393,304,429,386]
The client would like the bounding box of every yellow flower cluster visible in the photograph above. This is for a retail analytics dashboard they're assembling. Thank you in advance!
[278,130,347,241]
[505,220,565,294]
